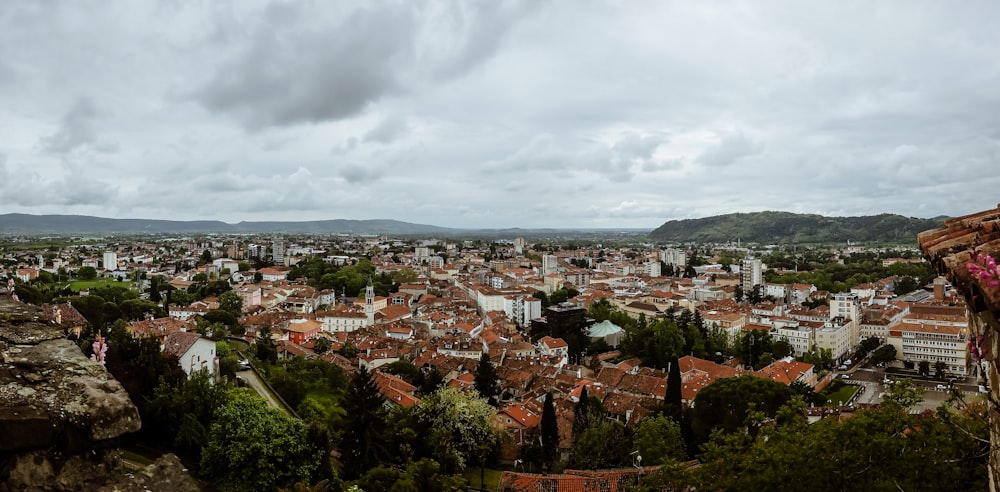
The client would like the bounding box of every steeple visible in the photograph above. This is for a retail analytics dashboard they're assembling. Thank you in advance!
[365,276,375,326]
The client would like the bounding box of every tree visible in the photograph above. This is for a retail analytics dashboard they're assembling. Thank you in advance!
[77,266,98,280]
[934,360,947,379]
[473,352,499,406]
[883,378,924,410]
[634,415,686,465]
[691,375,792,443]
[255,325,278,364]
[201,389,320,492]
[568,419,632,469]
[541,392,559,471]
[218,290,243,318]
[872,344,897,365]
[313,337,331,354]
[341,366,390,478]
[665,356,683,421]
[144,371,229,462]
[412,387,505,474]
[918,360,931,377]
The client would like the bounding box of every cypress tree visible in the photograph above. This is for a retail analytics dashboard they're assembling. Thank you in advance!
[342,366,389,478]
[541,392,559,471]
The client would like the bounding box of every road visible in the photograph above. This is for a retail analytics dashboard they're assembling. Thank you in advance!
[237,367,285,412]
[841,367,982,412]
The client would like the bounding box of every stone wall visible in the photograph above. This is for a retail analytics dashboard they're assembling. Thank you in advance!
[0,297,198,490]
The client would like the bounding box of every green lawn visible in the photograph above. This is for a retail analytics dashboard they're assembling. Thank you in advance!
[461,466,504,490]
[824,384,860,406]
[67,278,133,291]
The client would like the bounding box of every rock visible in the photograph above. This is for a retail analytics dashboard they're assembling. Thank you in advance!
[0,298,141,450]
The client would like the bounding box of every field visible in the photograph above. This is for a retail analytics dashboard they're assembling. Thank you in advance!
[67,278,134,291]
[823,384,860,406]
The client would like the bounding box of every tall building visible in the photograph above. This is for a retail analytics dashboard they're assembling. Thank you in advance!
[830,292,861,346]
[103,251,118,271]
[272,237,285,265]
[660,248,687,268]
[513,237,526,255]
[365,277,375,327]
[740,257,763,293]
[542,254,559,275]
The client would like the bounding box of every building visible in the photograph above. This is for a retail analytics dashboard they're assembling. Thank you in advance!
[740,257,763,293]
[513,237,526,255]
[162,331,217,379]
[103,251,118,271]
[542,254,559,275]
[660,248,687,268]
[829,292,861,346]
[285,318,322,345]
[272,237,285,265]
[887,322,968,376]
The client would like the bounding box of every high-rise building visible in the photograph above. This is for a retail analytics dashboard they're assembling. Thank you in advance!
[272,238,285,265]
[660,248,687,268]
[103,251,118,271]
[740,257,762,293]
[542,254,559,275]
[365,277,375,326]
[513,237,526,255]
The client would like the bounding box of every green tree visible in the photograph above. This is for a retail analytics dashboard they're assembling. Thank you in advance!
[77,265,98,280]
[255,325,278,364]
[918,360,931,377]
[218,290,243,318]
[313,337,332,354]
[201,389,320,492]
[568,419,632,469]
[634,415,686,465]
[412,387,505,474]
[541,392,559,471]
[473,352,499,406]
[144,371,229,463]
[934,360,947,379]
[691,375,792,443]
[342,366,390,478]
[872,344,897,365]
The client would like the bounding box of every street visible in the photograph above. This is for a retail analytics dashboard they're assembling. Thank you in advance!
[237,367,286,412]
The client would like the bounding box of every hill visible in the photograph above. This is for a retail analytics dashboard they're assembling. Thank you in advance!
[649,211,944,244]
[0,213,457,235]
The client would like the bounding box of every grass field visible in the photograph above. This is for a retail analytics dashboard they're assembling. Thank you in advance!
[824,384,860,406]
[67,278,133,291]
[461,466,504,490]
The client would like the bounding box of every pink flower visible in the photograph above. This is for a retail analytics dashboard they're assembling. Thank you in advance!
[967,252,1000,289]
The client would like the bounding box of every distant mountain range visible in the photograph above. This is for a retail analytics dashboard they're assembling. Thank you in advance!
[0,214,458,235]
[649,211,945,244]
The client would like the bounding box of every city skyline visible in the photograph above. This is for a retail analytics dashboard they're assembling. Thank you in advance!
[1,1,998,228]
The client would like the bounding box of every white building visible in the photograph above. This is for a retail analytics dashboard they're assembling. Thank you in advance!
[660,248,687,268]
[888,322,968,376]
[162,332,217,379]
[542,255,559,275]
[272,237,285,265]
[774,324,815,358]
[103,251,118,271]
[740,257,763,293]
[829,292,861,347]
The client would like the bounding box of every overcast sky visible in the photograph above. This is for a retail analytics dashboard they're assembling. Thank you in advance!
[1,1,998,229]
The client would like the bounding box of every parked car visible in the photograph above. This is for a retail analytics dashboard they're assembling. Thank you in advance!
[936,384,949,390]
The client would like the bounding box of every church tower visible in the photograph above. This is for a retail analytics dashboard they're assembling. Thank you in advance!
[365,276,375,326]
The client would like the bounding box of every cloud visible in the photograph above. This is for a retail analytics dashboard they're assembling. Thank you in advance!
[696,131,763,168]
[340,164,380,184]
[364,116,410,144]
[194,5,416,129]
[40,98,117,154]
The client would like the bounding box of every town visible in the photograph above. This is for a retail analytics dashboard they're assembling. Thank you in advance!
[1,227,989,491]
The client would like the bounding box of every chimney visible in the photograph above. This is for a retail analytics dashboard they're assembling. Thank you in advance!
[933,277,946,300]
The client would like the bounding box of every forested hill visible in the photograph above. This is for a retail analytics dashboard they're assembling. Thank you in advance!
[649,211,944,244]
[0,214,457,235]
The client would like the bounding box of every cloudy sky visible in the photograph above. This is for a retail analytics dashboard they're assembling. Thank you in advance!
[1,1,999,229]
